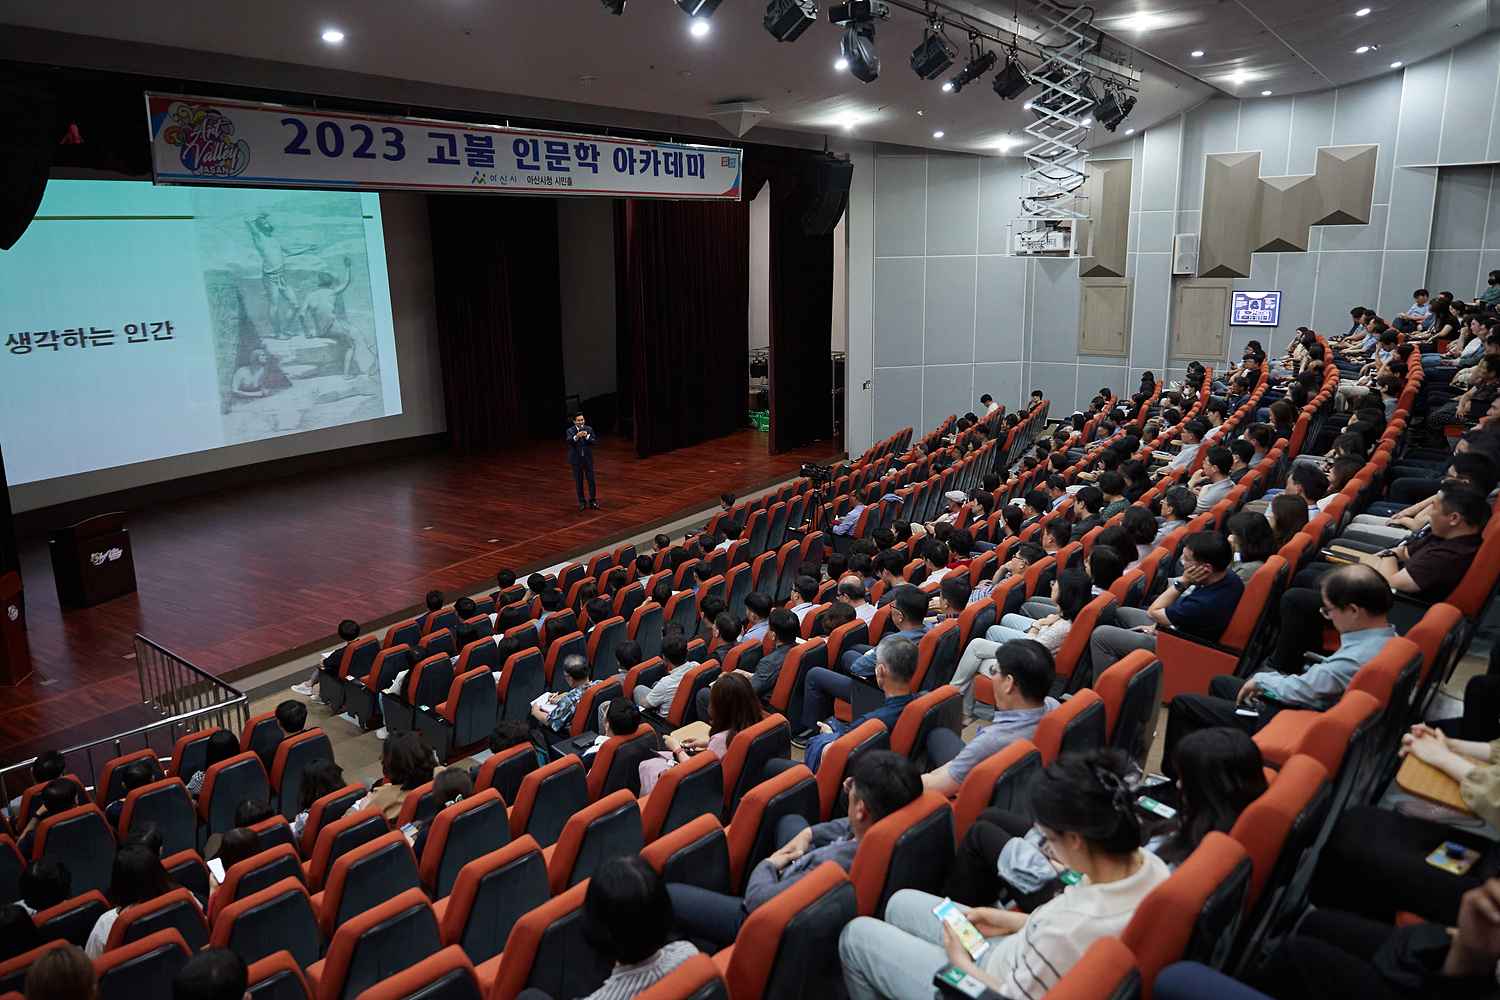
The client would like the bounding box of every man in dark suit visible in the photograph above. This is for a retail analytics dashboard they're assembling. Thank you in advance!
[567,412,599,511]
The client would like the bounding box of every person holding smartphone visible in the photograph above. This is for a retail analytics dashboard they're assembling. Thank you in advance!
[840,749,1170,1000]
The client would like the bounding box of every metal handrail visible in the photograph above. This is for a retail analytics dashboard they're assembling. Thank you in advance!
[0,634,248,807]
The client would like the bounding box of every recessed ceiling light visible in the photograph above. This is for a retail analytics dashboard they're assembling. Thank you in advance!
[941,81,954,93]
[932,130,945,139]
[1355,45,1370,53]
[689,17,710,38]
[996,135,1022,152]
[1261,89,1273,96]
[1229,70,1250,85]
[1080,116,1093,127]
[320,27,345,44]
[1355,6,1371,15]
[916,109,926,117]
[1190,49,1204,58]
[1125,128,1135,134]
[1390,60,1403,68]
[834,56,850,71]
[1023,100,1033,109]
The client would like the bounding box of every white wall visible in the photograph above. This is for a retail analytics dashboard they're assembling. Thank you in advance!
[748,186,771,352]
[832,212,848,352]
[555,199,618,402]
[9,192,447,513]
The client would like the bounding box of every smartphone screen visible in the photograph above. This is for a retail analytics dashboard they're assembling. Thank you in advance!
[933,898,989,961]
[1427,842,1481,876]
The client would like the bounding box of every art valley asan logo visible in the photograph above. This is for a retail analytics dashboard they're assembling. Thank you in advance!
[161,101,251,178]
[89,547,125,568]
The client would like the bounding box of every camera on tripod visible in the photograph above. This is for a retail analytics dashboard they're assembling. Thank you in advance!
[800,462,834,484]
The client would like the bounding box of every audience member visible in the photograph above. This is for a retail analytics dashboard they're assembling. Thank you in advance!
[173,949,248,1000]
[86,844,177,957]
[924,640,1058,793]
[799,635,918,767]
[353,731,436,823]
[22,943,96,1000]
[641,672,763,795]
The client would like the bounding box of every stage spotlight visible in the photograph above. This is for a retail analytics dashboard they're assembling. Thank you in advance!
[991,54,1029,99]
[842,22,880,82]
[764,0,818,41]
[1095,87,1136,131]
[675,0,724,16]
[598,0,625,13]
[943,49,996,94]
[910,27,955,80]
[829,1,886,26]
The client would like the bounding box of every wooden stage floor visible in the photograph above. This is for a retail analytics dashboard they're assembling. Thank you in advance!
[0,430,834,761]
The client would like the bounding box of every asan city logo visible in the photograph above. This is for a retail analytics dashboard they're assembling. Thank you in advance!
[161,102,251,178]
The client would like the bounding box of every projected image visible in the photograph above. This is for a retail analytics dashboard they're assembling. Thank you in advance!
[192,189,385,443]
[0,180,401,484]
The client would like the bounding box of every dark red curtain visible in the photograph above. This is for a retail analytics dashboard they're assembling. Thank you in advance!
[428,195,565,449]
[619,198,749,458]
[744,148,838,454]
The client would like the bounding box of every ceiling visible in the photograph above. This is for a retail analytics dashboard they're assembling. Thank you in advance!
[0,1,1492,155]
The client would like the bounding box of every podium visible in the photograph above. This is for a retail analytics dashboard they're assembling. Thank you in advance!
[0,571,30,685]
[49,511,137,608]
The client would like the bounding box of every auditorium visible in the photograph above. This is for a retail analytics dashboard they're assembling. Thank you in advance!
[2,2,1500,997]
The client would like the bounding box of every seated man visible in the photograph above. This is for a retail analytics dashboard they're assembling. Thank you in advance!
[923,640,1058,795]
[798,636,918,763]
[788,576,821,624]
[739,592,773,643]
[1158,417,1208,474]
[534,587,565,634]
[529,654,592,744]
[837,577,877,624]
[257,699,307,772]
[665,750,922,949]
[837,585,930,679]
[1153,486,1197,545]
[1190,446,1235,514]
[698,608,800,719]
[1089,531,1244,674]
[104,760,156,828]
[1161,565,1396,776]
[632,636,699,713]
[297,617,362,697]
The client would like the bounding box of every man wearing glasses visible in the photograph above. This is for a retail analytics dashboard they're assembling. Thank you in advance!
[1158,564,1396,778]
[662,749,922,949]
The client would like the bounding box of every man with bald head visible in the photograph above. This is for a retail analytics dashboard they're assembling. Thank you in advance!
[1159,564,1397,778]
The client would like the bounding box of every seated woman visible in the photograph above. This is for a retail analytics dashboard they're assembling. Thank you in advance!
[975,567,1092,653]
[1268,493,1309,551]
[639,672,765,796]
[944,727,1265,909]
[207,827,262,898]
[409,767,472,859]
[515,857,697,1000]
[1311,725,1500,926]
[1226,511,1275,582]
[352,731,437,824]
[86,844,178,958]
[289,759,345,841]
[186,730,242,798]
[839,748,1172,1000]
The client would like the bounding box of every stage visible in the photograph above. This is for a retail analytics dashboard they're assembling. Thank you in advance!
[0,430,835,760]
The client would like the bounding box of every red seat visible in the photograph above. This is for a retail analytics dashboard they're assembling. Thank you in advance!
[640,814,732,893]
[169,729,224,780]
[1154,556,1285,702]
[0,941,70,995]
[93,927,190,1000]
[541,789,644,894]
[1044,937,1141,1000]
[432,837,549,966]
[246,950,312,1000]
[31,890,109,948]
[209,843,305,924]
[814,719,890,822]
[306,888,441,1000]
[951,739,1043,842]
[212,877,323,968]
[353,945,481,1000]
[418,667,501,761]
[635,953,728,1000]
[297,784,366,858]
[105,886,207,953]
[271,729,334,820]
[418,788,509,898]
[95,749,162,807]
[713,862,857,1000]
[473,743,536,805]
[32,803,115,893]
[889,685,962,762]
[474,881,611,998]
[198,752,271,838]
[640,748,724,842]
[719,714,792,814]
[848,792,954,915]
[507,755,588,848]
[1228,754,1331,948]
[724,763,820,893]
[310,830,421,939]
[1032,689,1107,765]
[302,808,389,892]
[117,778,196,855]
[496,648,546,723]
[1094,651,1165,764]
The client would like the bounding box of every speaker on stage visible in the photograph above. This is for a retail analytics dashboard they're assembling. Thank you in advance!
[801,155,853,236]
[0,572,30,686]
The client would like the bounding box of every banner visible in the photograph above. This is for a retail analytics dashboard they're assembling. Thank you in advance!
[145,93,744,201]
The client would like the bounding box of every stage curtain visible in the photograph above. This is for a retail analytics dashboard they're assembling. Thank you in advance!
[428,195,565,449]
[744,149,837,455]
[620,198,749,458]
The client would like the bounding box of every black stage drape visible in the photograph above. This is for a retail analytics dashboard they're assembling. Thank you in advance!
[428,196,565,449]
[744,149,837,455]
[619,198,749,458]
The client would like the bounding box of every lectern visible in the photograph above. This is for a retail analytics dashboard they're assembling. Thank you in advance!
[0,571,30,685]
[50,511,137,608]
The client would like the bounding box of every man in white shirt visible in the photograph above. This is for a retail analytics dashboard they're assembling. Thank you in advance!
[788,576,821,624]
[739,592,772,643]
[633,636,698,710]
[1157,417,1208,476]
[1190,446,1235,514]
[920,540,952,585]
[980,393,1000,417]
[837,577,877,624]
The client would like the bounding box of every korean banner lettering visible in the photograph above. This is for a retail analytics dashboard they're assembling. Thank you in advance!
[145,93,744,201]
